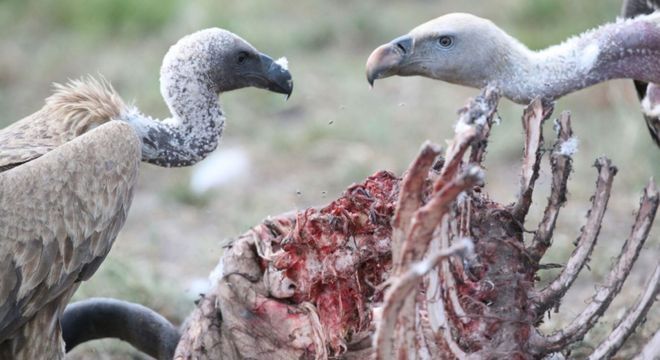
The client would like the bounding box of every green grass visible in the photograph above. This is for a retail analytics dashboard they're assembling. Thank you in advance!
[0,0,178,38]
[1,1,658,358]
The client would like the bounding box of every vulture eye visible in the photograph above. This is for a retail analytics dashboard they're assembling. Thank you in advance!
[438,36,453,48]
[237,51,249,64]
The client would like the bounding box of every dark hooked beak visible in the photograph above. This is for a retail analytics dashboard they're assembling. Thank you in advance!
[366,35,413,87]
[259,53,293,99]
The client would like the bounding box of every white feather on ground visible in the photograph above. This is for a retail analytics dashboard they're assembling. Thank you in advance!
[189,147,250,194]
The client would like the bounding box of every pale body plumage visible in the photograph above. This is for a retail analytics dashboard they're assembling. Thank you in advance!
[0,28,292,359]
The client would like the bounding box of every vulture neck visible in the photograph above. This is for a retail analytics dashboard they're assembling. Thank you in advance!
[490,13,660,104]
[127,66,224,168]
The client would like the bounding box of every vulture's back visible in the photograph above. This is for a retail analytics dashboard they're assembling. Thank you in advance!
[0,77,128,172]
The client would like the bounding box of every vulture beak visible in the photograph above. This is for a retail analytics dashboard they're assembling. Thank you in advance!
[259,53,293,99]
[366,35,413,87]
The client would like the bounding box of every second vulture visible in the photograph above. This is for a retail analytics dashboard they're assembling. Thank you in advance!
[366,10,660,146]
[0,28,292,359]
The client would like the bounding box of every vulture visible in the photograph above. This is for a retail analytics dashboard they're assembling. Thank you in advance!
[366,9,660,146]
[0,28,292,359]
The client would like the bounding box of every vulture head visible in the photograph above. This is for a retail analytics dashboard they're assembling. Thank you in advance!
[366,13,514,90]
[161,28,293,99]
[131,28,295,167]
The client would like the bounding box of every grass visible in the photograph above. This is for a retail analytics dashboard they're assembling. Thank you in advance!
[0,0,657,358]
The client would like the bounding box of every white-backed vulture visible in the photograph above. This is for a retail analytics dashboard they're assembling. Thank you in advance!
[366,10,660,146]
[0,28,292,359]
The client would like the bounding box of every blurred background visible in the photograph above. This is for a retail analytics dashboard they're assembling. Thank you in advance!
[0,0,658,358]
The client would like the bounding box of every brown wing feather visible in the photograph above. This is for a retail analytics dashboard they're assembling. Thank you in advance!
[0,121,140,342]
[0,76,127,171]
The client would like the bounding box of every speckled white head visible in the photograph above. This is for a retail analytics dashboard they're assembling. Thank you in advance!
[126,28,293,167]
[160,28,293,99]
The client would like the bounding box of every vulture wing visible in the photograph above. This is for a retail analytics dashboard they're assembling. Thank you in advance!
[0,120,140,342]
[0,112,62,171]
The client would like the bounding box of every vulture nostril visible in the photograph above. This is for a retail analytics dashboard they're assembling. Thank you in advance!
[391,36,412,54]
